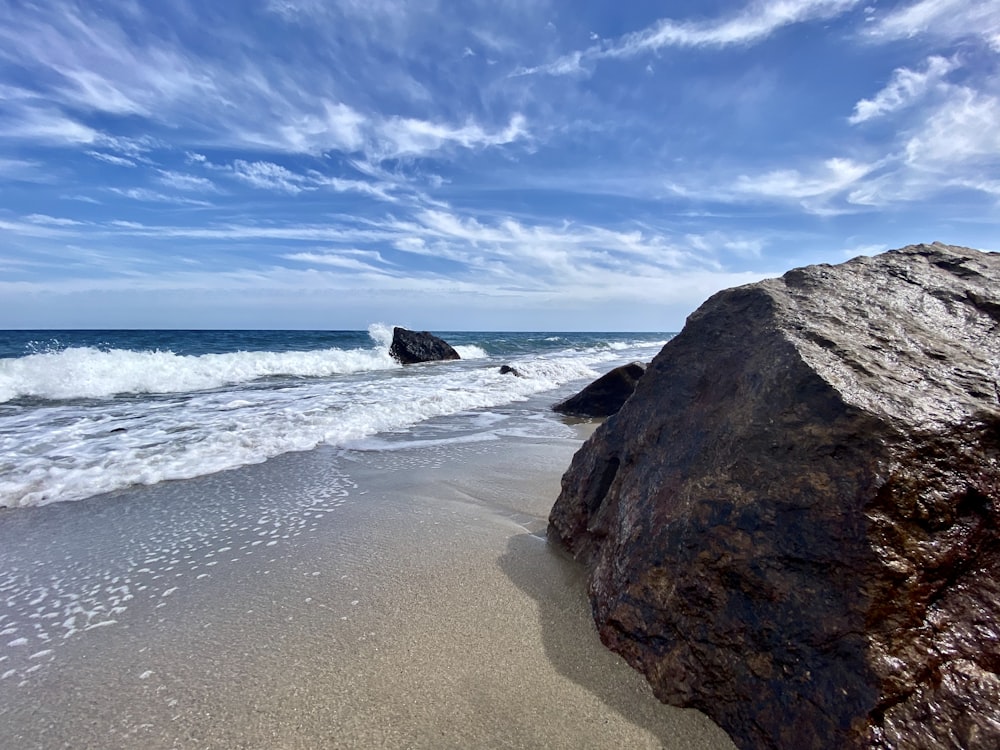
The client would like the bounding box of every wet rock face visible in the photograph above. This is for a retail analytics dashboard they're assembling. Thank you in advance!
[553,362,647,418]
[389,327,460,365]
[548,243,1000,749]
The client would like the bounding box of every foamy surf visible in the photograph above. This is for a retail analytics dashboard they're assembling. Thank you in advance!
[0,329,670,508]
[0,344,398,403]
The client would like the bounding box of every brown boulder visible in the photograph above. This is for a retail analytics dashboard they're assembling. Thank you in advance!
[389,327,460,365]
[548,243,1000,749]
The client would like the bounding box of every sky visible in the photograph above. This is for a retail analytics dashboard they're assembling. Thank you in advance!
[0,0,998,331]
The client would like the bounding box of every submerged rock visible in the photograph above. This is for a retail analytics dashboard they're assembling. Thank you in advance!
[553,362,647,418]
[548,243,1000,749]
[389,327,460,365]
[499,365,522,377]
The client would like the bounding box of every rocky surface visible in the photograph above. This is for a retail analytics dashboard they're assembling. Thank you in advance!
[389,327,461,365]
[553,362,647,418]
[548,243,1000,749]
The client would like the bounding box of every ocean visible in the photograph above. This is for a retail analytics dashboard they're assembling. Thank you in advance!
[0,326,671,510]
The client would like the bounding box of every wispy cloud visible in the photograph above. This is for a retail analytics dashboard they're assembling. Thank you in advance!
[86,151,137,167]
[865,0,1000,49]
[661,157,877,214]
[157,170,218,192]
[373,115,529,159]
[24,214,86,226]
[903,86,1000,169]
[108,187,214,207]
[517,0,862,76]
[0,107,101,145]
[0,2,526,166]
[229,160,306,194]
[849,55,958,124]
[282,249,394,272]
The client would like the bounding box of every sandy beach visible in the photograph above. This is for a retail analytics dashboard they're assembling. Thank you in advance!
[0,426,735,749]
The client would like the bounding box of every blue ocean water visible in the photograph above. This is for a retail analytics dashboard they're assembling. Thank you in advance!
[0,326,671,509]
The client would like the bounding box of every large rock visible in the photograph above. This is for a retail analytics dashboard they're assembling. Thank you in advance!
[553,362,647,417]
[389,327,460,365]
[548,243,1000,749]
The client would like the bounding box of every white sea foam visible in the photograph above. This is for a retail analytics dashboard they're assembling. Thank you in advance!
[453,345,487,359]
[0,348,604,508]
[0,345,397,402]
[0,329,670,509]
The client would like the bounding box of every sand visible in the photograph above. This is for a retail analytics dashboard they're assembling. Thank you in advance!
[0,428,735,749]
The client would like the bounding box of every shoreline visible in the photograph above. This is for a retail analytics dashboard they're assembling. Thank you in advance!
[0,428,734,749]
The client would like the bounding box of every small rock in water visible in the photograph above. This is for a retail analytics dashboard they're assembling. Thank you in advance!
[552,362,646,418]
[388,327,460,365]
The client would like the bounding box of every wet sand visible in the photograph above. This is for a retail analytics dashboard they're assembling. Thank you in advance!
[0,429,735,749]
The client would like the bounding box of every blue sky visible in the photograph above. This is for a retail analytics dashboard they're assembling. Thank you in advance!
[1,0,998,331]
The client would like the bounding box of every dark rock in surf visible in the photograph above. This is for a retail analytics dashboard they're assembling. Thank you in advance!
[500,365,522,377]
[552,362,646,418]
[548,243,1000,749]
[389,327,460,365]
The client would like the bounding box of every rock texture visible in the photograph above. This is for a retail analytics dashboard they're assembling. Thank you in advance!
[389,327,460,365]
[548,243,1000,749]
[553,362,647,418]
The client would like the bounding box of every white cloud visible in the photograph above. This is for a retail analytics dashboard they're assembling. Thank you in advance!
[612,0,860,53]
[282,249,393,272]
[839,85,1000,206]
[735,158,874,202]
[268,101,367,154]
[55,68,148,116]
[86,151,137,167]
[0,107,101,145]
[866,0,1000,49]
[903,87,1000,169]
[519,0,861,76]
[0,218,77,238]
[374,114,529,159]
[849,55,958,124]
[24,214,86,226]
[61,194,102,204]
[307,173,398,202]
[228,160,307,194]
[0,1,531,170]
[516,51,585,77]
[108,188,214,206]
[158,170,218,192]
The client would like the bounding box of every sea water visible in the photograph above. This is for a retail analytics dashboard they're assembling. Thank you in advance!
[0,325,670,510]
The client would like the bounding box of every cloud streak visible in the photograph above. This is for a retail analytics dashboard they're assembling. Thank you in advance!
[518,0,861,76]
[865,0,1000,49]
[849,55,958,124]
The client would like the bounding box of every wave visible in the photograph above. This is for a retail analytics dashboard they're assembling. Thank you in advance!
[0,353,600,508]
[0,344,398,403]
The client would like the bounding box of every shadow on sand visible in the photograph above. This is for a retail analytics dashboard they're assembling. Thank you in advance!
[498,530,736,750]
